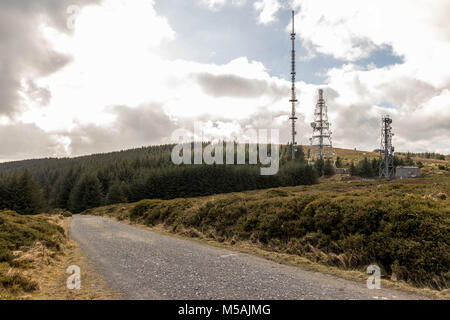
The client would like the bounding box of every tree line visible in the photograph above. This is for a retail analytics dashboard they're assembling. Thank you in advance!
[396,152,446,161]
[0,143,321,214]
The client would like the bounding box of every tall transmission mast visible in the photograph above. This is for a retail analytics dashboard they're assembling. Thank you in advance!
[379,115,395,178]
[289,10,298,159]
[309,89,334,164]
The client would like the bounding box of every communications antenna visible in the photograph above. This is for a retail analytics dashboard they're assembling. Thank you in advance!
[379,115,395,178]
[289,10,298,159]
[308,89,334,164]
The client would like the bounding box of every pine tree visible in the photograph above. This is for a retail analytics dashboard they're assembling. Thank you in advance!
[323,159,335,177]
[106,181,127,205]
[314,159,324,177]
[371,158,379,173]
[294,146,305,163]
[15,170,43,214]
[335,156,343,168]
[405,153,414,166]
[350,161,358,176]
[70,175,103,213]
[4,172,20,211]
[56,168,79,209]
[0,178,6,210]
[358,157,374,178]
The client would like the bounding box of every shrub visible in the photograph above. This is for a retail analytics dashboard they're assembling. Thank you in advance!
[0,210,66,294]
[0,211,65,264]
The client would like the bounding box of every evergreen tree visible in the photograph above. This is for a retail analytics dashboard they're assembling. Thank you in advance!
[394,156,405,166]
[0,178,6,210]
[56,168,79,209]
[106,181,127,205]
[335,156,343,168]
[371,158,379,174]
[0,143,322,208]
[2,172,21,212]
[405,153,414,166]
[314,159,324,177]
[294,146,305,163]
[14,170,43,214]
[323,159,335,177]
[358,157,374,178]
[350,161,358,176]
[42,178,52,209]
[70,175,103,213]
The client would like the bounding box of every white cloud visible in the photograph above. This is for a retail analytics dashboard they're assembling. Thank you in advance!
[199,0,282,25]
[292,0,450,64]
[254,0,281,25]
[199,0,227,11]
[199,0,246,11]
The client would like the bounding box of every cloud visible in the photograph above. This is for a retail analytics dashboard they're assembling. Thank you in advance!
[64,104,178,156]
[0,0,100,117]
[193,73,286,99]
[0,122,66,161]
[288,0,450,153]
[254,0,281,25]
[199,0,281,24]
[199,0,246,11]
[1,0,449,163]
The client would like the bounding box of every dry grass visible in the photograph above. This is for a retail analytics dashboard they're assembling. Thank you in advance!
[0,213,120,300]
[31,217,121,300]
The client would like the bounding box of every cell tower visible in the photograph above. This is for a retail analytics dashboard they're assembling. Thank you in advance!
[379,115,395,178]
[308,89,334,164]
[289,10,298,159]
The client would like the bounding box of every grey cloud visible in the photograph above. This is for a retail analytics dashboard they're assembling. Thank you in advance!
[331,103,380,151]
[24,80,52,106]
[193,73,287,99]
[0,0,100,116]
[1,0,100,31]
[396,112,450,142]
[330,100,450,153]
[0,122,63,162]
[64,103,178,156]
[377,78,438,110]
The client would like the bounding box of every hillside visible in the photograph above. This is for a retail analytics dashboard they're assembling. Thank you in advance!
[0,211,66,298]
[83,172,450,293]
[1,144,446,175]
[0,143,448,215]
[0,210,119,300]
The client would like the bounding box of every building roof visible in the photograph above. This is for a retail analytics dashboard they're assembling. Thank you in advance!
[396,166,419,169]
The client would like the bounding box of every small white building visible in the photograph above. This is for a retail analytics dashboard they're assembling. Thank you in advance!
[335,168,349,174]
[395,166,420,179]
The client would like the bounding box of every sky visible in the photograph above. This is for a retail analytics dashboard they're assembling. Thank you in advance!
[0,0,449,162]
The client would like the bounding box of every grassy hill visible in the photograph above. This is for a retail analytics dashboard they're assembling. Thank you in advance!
[0,143,447,214]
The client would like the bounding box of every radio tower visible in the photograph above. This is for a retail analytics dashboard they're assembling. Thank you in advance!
[309,89,334,163]
[379,115,395,178]
[289,10,298,159]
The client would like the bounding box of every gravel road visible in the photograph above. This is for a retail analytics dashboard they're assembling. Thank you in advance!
[70,215,427,300]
